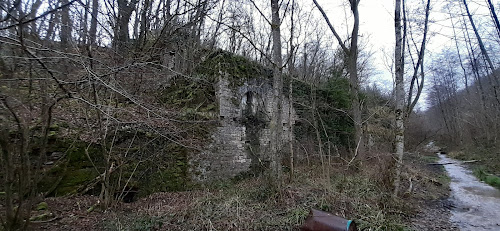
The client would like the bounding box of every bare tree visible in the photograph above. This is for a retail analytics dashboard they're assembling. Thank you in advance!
[115,0,139,50]
[269,0,284,187]
[88,0,98,44]
[486,0,500,40]
[60,0,73,46]
[312,0,363,157]
[406,0,431,116]
[392,0,432,197]
[462,0,500,104]
[393,0,405,197]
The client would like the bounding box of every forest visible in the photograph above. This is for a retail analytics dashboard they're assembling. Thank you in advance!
[0,0,499,230]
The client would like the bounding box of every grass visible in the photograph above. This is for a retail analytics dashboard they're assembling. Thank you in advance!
[448,145,500,175]
[103,216,164,231]
[419,154,439,163]
[448,145,500,189]
[474,167,500,189]
[99,161,425,231]
[24,153,449,230]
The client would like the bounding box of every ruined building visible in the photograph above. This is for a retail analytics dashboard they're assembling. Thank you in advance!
[187,53,296,181]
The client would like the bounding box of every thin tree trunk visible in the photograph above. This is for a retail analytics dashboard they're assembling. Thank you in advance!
[81,0,89,44]
[115,0,138,50]
[269,0,283,188]
[406,0,430,115]
[311,80,325,171]
[449,8,469,94]
[209,0,225,49]
[288,0,296,180]
[0,115,15,230]
[393,0,405,197]
[138,0,151,48]
[45,0,59,41]
[60,0,72,47]
[463,0,500,96]
[89,0,98,44]
[486,0,500,40]
[28,0,42,36]
[348,0,363,157]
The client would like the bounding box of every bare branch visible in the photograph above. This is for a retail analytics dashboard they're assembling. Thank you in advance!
[312,0,349,53]
[0,0,78,30]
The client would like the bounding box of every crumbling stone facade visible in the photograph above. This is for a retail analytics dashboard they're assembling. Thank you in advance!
[190,74,295,181]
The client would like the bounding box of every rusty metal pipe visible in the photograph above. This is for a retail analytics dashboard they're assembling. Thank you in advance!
[300,209,357,231]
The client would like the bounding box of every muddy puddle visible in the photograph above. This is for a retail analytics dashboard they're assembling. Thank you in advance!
[438,154,500,230]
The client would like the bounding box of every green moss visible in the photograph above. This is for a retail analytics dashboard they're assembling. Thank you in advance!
[474,167,500,189]
[485,175,500,188]
[195,50,272,87]
[29,212,54,221]
[138,143,191,196]
[293,76,354,148]
[59,122,70,128]
[63,142,101,168]
[48,131,57,138]
[102,215,164,231]
[159,76,217,121]
[55,168,98,195]
[438,174,451,185]
[49,123,60,131]
[37,140,103,196]
[36,202,49,211]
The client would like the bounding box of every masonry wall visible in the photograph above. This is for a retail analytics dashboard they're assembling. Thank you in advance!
[190,74,295,181]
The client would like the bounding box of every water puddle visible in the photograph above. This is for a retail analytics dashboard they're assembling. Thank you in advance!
[438,154,500,230]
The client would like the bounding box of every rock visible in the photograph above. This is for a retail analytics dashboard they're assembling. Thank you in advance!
[30,212,54,221]
[37,202,49,211]
[49,152,64,160]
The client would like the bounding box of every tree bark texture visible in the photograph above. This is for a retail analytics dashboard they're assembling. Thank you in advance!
[393,0,405,197]
[269,0,283,187]
[60,0,73,46]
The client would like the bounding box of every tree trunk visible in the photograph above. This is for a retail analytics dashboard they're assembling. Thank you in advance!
[89,0,98,44]
[81,0,89,44]
[393,0,405,197]
[269,0,283,188]
[348,0,363,157]
[449,8,469,94]
[45,1,59,42]
[138,0,151,48]
[486,0,500,40]
[28,0,42,36]
[463,0,500,100]
[406,0,430,115]
[0,126,16,229]
[288,0,296,179]
[60,0,73,46]
[209,0,225,50]
[115,0,138,50]
[311,79,325,171]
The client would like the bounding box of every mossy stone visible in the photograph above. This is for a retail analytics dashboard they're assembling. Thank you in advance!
[36,202,49,211]
[55,168,98,195]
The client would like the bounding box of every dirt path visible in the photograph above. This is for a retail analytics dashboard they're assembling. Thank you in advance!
[439,154,500,231]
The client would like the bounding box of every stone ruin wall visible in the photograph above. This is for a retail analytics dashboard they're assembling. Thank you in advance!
[190,74,296,181]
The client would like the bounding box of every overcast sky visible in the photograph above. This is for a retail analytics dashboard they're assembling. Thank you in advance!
[314,0,399,91]
[314,0,499,109]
